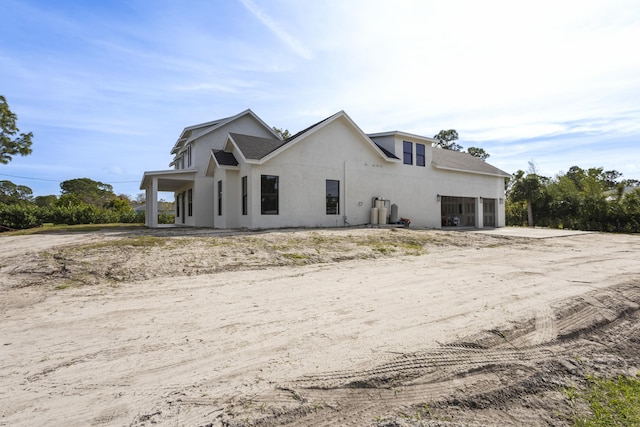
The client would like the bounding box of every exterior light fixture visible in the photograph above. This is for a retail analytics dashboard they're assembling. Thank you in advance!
[436,194,441,202]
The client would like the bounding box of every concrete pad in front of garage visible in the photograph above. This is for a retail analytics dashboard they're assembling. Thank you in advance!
[470,227,594,239]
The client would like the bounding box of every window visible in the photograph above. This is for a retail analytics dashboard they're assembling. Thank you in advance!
[326,180,339,215]
[217,180,222,216]
[403,141,413,165]
[242,176,248,215]
[187,189,193,216]
[176,193,180,217]
[416,143,425,166]
[187,145,192,167]
[261,175,278,215]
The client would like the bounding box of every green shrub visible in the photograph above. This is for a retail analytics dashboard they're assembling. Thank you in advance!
[0,202,145,230]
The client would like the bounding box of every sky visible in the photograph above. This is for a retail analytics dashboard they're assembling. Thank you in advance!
[1,0,639,198]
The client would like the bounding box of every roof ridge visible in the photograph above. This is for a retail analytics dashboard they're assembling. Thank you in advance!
[284,111,341,142]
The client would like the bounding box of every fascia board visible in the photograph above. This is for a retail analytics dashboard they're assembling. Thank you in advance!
[225,134,250,164]
[246,109,282,140]
[207,150,240,173]
[369,130,438,145]
[431,163,511,178]
[186,108,277,145]
[341,112,402,163]
[205,151,220,176]
[140,169,197,189]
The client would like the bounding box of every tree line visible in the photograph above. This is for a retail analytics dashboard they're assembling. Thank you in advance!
[0,178,146,230]
[507,163,640,232]
[0,95,174,230]
[3,94,640,232]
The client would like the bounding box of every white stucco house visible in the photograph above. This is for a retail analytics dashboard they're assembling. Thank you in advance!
[140,109,510,229]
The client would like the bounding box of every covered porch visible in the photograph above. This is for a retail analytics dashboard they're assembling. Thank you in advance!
[140,170,196,228]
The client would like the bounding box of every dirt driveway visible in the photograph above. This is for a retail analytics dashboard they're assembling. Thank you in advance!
[1,227,639,426]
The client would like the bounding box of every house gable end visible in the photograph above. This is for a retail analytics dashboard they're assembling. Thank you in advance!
[257,111,399,164]
[170,109,280,156]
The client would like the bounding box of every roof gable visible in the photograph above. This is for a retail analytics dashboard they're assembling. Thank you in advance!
[170,109,280,155]
[431,148,510,177]
[254,111,398,164]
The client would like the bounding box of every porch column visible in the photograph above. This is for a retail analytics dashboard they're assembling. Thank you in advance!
[145,187,151,227]
[476,197,484,229]
[147,177,159,228]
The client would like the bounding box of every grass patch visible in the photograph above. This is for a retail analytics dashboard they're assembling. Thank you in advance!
[571,374,640,426]
[1,223,145,236]
[79,235,168,250]
[282,253,311,260]
[371,244,395,254]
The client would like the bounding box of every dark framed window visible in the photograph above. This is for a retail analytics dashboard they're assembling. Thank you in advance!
[181,192,186,223]
[261,175,278,215]
[403,141,413,165]
[326,180,339,215]
[241,176,248,215]
[176,193,180,217]
[217,180,222,216]
[187,189,193,216]
[187,145,192,167]
[416,143,425,166]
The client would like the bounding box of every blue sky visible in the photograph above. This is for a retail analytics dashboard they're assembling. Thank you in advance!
[1,0,639,198]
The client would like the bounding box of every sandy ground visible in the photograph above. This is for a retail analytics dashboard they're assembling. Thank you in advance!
[1,227,639,426]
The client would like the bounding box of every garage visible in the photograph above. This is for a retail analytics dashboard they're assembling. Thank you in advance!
[441,196,476,227]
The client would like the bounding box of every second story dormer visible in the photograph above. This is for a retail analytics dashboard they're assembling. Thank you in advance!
[368,131,437,167]
[169,109,281,175]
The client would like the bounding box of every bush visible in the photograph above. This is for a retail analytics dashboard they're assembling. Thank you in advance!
[0,204,39,230]
[0,202,145,230]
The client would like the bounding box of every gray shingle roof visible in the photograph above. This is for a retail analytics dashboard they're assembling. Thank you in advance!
[374,143,399,160]
[212,149,238,166]
[432,148,510,177]
[284,114,336,142]
[229,133,288,160]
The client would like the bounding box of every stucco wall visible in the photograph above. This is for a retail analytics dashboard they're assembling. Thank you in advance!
[175,113,276,227]
[227,116,506,229]
[242,116,391,228]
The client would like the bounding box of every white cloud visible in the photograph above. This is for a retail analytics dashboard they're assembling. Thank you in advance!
[3,0,640,198]
[237,0,313,60]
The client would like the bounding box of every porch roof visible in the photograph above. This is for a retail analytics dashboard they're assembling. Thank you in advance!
[139,169,197,192]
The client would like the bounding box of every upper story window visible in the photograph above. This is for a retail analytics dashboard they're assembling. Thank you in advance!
[187,145,192,167]
[416,143,425,167]
[403,141,412,165]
